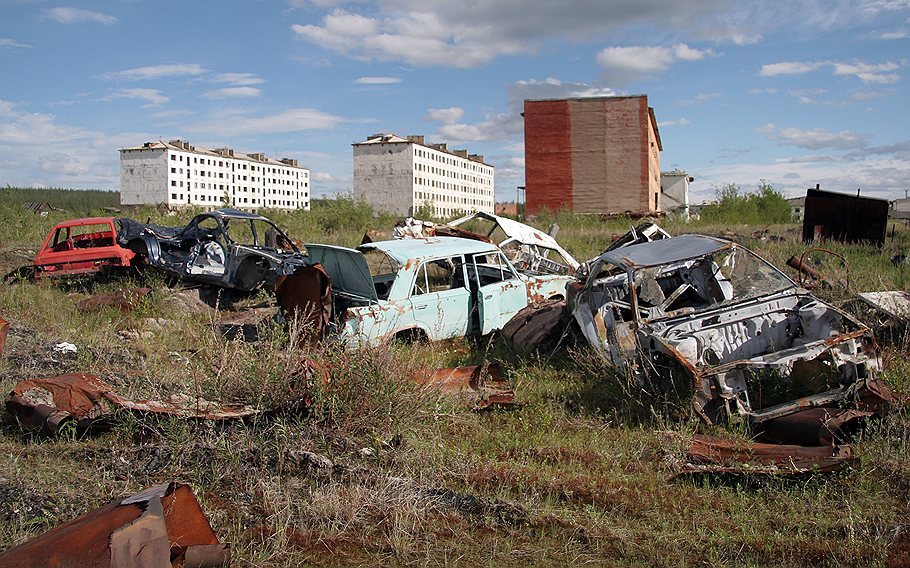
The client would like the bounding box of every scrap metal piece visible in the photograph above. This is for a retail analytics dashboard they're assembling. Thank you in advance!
[682,434,856,475]
[756,408,875,446]
[0,315,8,356]
[415,364,516,410]
[0,481,230,567]
[76,287,153,313]
[5,373,259,434]
[275,263,333,339]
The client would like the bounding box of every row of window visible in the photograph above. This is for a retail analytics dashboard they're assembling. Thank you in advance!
[169,152,307,179]
[168,192,307,208]
[413,148,492,176]
[414,162,492,185]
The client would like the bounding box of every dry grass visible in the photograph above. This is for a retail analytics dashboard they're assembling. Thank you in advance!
[1,205,909,566]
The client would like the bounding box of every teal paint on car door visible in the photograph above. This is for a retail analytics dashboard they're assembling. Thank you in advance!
[472,253,527,334]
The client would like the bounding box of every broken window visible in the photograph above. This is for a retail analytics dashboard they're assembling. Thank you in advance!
[364,249,399,300]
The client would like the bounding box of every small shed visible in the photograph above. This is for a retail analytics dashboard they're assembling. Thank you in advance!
[802,188,889,246]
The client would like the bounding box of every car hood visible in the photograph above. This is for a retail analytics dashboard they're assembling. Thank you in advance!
[305,243,377,302]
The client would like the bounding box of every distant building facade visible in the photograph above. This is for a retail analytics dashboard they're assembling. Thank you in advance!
[523,95,662,216]
[660,169,692,220]
[120,140,310,211]
[788,196,806,222]
[352,133,494,217]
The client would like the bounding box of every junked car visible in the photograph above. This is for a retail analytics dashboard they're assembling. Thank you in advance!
[119,208,314,292]
[32,217,136,279]
[570,234,882,426]
[307,237,572,346]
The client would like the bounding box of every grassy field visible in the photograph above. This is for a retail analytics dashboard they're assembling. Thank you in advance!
[1,195,910,566]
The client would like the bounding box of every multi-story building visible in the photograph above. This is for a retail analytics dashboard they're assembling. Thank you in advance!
[353,133,494,217]
[120,139,310,211]
[523,95,662,216]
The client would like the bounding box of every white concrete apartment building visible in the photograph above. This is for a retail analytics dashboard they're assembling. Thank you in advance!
[120,139,310,211]
[353,133,494,217]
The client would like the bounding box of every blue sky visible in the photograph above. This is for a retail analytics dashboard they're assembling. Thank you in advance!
[1,0,908,203]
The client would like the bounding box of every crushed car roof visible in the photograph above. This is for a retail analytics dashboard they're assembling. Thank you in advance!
[199,208,272,222]
[597,234,734,269]
[362,237,500,264]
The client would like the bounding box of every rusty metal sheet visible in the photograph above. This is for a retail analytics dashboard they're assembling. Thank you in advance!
[756,408,875,446]
[415,364,516,410]
[0,482,229,567]
[5,374,260,433]
[0,315,9,356]
[76,288,153,313]
[682,434,856,475]
[275,264,332,339]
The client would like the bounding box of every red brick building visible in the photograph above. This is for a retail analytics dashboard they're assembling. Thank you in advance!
[523,95,662,216]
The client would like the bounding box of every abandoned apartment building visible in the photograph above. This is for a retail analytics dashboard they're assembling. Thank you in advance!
[352,133,495,218]
[523,94,663,217]
[120,139,311,211]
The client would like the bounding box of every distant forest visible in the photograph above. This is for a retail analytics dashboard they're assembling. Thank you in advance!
[0,187,120,214]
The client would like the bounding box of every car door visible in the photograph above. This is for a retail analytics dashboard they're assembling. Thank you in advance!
[408,255,470,340]
[471,252,527,334]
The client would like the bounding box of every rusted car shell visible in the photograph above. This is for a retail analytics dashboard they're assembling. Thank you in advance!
[571,234,884,426]
[33,217,135,279]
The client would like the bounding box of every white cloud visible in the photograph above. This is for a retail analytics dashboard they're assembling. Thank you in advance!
[0,38,31,48]
[104,88,169,105]
[213,73,265,86]
[203,87,262,99]
[659,118,691,127]
[833,61,902,84]
[760,61,825,76]
[354,76,401,84]
[760,59,902,84]
[755,123,776,133]
[101,64,207,81]
[43,7,117,26]
[880,30,908,39]
[596,44,714,83]
[425,107,464,124]
[185,108,345,136]
[770,127,867,150]
[0,99,147,188]
[677,92,721,106]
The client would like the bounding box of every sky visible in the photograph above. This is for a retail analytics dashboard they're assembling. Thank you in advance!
[1,0,909,204]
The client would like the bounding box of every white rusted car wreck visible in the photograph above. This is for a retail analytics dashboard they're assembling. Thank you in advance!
[570,234,884,426]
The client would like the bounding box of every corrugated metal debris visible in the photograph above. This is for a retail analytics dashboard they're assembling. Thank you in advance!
[5,373,259,434]
[0,481,229,567]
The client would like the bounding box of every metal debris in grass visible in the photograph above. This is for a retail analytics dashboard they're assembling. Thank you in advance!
[0,481,230,567]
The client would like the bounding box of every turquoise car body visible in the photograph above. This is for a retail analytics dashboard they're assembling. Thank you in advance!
[307,237,571,347]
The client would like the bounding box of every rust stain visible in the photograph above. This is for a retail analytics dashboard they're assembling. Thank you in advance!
[414,364,516,410]
[275,263,332,343]
[76,287,152,313]
[0,315,8,357]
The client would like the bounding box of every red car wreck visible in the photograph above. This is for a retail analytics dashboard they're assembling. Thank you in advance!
[32,217,135,279]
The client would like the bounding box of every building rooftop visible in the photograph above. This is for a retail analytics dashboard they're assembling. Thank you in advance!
[120,140,306,169]
[352,132,490,167]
